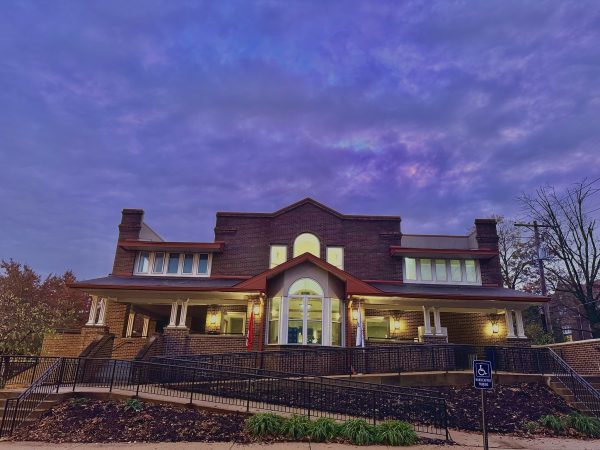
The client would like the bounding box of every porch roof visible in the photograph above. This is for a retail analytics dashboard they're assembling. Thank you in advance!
[366,282,549,302]
[71,275,248,291]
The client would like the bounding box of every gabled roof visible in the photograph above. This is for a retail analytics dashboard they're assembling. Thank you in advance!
[234,252,384,295]
[217,197,400,221]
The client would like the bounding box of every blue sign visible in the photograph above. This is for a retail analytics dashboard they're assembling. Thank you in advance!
[473,360,493,389]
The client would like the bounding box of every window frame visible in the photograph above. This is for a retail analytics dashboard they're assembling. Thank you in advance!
[220,311,246,335]
[403,257,481,285]
[293,233,321,258]
[269,245,288,269]
[326,246,344,270]
[134,251,212,277]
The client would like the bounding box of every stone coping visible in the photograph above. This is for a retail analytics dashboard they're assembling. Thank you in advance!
[533,337,600,348]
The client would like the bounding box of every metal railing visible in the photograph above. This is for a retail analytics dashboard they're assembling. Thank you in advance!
[547,349,600,417]
[0,356,58,389]
[0,358,63,437]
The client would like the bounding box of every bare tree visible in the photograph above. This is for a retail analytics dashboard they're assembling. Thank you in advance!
[496,216,537,290]
[520,179,600,336]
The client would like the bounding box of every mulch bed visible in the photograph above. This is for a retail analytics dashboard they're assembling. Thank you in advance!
[12,399,251,443]
[424,382,573,432]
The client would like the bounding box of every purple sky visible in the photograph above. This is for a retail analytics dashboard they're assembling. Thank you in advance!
[2,1,600,280]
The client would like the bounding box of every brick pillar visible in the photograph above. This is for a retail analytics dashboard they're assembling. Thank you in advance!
[105,301,131,337]
[112,209,144,276]
[163,328,190,355]
[475,218,502,286]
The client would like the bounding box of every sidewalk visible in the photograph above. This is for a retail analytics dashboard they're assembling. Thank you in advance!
[1,431,599,450]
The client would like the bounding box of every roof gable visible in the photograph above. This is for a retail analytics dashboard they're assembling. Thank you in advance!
[234,252,383,295]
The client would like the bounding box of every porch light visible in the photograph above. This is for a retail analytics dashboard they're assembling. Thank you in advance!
[488,314,500,334]
[393,320,401,330]
[492,323,499,334]
[210,313,218,324]
[253,304,260,315]
[352,309,359,320]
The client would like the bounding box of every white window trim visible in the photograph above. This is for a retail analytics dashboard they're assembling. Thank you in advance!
[134,251,212,277]
[269,245,288,269]
[403,258,481,285]
[326,246,344,270]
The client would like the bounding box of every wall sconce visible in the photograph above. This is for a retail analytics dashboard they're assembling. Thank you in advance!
[492,323,499,334]
[253,304,260,315]
[488,314,499,334]
[210,313,218,324]
[352,309,359,320]
[393,320,401,330]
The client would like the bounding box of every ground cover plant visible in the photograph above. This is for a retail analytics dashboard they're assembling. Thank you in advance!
[526,412,600,438]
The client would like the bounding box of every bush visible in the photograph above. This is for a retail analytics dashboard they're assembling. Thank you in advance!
[309,417,339,442]
[69,397,89,405]
[245,413,284,437]
[567,412,600,437]
[539,415,566,434]
[340,418,377,445]
[123,398,144,413]
[375,420,418,446]
[525,421,539,433]
[281,414,312,440]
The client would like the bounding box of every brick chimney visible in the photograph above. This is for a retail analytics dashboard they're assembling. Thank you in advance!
[474,218,502,286]
[111,209,144,276]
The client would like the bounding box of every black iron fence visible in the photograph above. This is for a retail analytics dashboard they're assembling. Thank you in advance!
[0,355,58,389]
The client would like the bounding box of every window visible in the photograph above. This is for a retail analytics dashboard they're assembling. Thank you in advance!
[403,257,479,284]
[135,251,212,277]
[331,298,342,346]
[293,233,320,257]
[137,252,150,273]
[326,247,344,270]
[366,317,389,339]
[435,259,447,281]
[288,278,324,296]
[182,254,194,274]
[420,259,432,281]
[450,260,462,282]
[221,312,245,335]
[465,260,477,282]
[167,253,180,274]
[270,245,287,268]
[152,252,165,273]
[268,297,281,344]
[404,258,417,280]
[197,254,209,274]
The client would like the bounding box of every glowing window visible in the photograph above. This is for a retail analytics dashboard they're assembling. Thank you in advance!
[420,259,433,281]
[326,247,344,270]
[288,278,324,296]
[404,258,417,280]
[465,260,477,282]
[293,233,320,258]
[270,245,287,268]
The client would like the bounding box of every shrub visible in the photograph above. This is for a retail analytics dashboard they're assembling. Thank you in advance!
[309,417,339,442]
[245,413,284,437]
[340,418,377,445]
[281,414,312,440]
[69,397,89,405]
[525,421,539,433]
[539,415,566,434]
[567,412,600,437]
[123,398,144,413]
[375,420,418,446]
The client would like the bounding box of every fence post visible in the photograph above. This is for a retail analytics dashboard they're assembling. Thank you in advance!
[246,377,252,412]
[189,369,196,405]
[372,391,376,425]
[109,360,117,393]
[307,381,311,419]
[72,358,81,392]
[135,362,141,397]
[30,359,38,385]
[55,358,65,393]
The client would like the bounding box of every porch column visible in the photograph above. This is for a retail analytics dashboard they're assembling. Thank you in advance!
[178,300,189,328]
[505,309,516,338]
[514,310,526,338]
[433,308,442,335]
[96,298,107,326]
[142,317,150,338]
[86,296,98,325]
[125,311,135,338]
[422,306,432,335]
[168,301,179,328]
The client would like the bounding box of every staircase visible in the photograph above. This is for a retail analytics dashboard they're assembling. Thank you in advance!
[0,390,62,433]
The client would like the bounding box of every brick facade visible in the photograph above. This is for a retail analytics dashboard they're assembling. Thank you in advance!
[541,339,600,375]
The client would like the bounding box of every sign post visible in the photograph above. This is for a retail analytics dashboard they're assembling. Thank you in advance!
[473,360,493,450]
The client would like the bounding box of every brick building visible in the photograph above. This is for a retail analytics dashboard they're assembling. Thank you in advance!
[42,198,548,359]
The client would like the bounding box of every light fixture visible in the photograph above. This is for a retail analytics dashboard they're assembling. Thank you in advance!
[253,304,260,315]
[492,323,499,334]
[210,314,217,324]
[488,314,499,335]
[352,309,359,320]
[393,320,401,330]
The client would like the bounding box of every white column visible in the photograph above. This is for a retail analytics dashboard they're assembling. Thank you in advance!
[514,310,526,338]
[86,296,98,325]
[96,298,108,326]
[125,312,135,337]
[433,308,442,335]
[178,300,189,328]
[422,306,432,335]
[142,317,150,338]
[505,309,516,338]
[168,301,179,328]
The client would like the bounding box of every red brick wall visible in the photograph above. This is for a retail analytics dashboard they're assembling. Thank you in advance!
[41,332,84,357]
[542,339,600,375]
[213,202,402,280]
[111,209,143,275]
[475,219,501,286]
[111,337,150,360]
[105,301,130,337]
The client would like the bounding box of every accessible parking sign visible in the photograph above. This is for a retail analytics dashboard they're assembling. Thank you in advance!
[473,360,493,389]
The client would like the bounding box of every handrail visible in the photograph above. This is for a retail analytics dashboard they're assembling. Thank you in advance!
[0,358,63,437]
[547,349,600,417]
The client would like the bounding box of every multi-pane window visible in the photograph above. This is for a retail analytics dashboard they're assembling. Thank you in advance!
[403,258,480,284]
[326,247,344,270]
[135,252,212,277]
[366,317,389,339]
[270,245,287,268]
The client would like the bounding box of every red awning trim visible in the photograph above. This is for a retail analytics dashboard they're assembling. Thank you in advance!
[118,240,225,253]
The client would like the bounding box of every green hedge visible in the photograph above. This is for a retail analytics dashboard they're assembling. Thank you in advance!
[527,413,600,438]
[245,413,419,446]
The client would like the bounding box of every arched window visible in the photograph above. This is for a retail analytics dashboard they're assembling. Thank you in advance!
[288,278,324,296]
[293,233,320,258]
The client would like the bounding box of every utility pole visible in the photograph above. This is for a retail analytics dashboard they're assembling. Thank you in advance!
[515,221,552,331]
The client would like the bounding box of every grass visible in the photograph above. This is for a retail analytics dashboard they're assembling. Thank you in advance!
[339,418,378,445]
[244,413,284,437]
[531,413,600,438]
[309,417,339,442]
[281,414,312,440]
[375,420,419,446]
[567,412,600,438]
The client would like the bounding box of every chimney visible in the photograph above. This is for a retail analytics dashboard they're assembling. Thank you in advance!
[111,209,144,276]
[474,218,501,286]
